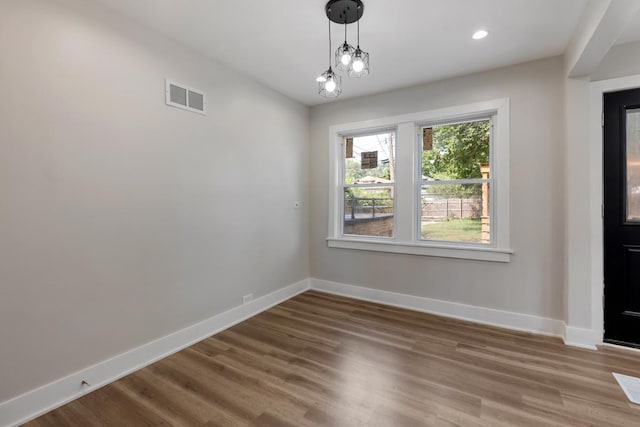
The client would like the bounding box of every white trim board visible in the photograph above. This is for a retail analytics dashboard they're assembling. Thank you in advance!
[603,343,640,355]
[310,279,601,349]
[310,278,565,339]
[563,325,599,350]
[0,279,311,427]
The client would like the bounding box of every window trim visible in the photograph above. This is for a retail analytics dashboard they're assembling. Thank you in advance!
[327,98,512,262]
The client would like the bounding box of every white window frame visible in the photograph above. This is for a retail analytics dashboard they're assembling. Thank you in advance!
[327,98,513,262]
[417,115,495,245]
[340,128,398,238]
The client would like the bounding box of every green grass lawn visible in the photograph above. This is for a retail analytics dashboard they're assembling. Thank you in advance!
[421,218,482,243]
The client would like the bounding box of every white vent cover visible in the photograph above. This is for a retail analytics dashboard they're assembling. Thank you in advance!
[165,79,206,115]
[613,373,640,404]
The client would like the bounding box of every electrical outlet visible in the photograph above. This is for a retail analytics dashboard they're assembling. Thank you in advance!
[243,294,253,304]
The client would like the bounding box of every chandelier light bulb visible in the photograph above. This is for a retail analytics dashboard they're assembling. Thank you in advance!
[335,41,355,71]
[348,47,368,78]
[352,58,364,72]
[325,79,337,92]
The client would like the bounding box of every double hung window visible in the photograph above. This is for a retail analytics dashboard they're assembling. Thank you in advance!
[327,99,512,262]
[342,131,396,238]
[420,118,492,244]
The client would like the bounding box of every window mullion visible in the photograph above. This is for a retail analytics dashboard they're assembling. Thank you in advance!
[394,123,416,242]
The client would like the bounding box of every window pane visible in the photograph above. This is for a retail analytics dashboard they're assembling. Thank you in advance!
[421,184,489,243]
[345,132,396,185]
[627,109,640,222]
[421,120,490,180]
[344,187,394,237]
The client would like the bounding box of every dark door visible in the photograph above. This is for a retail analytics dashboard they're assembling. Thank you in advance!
[604,88,640,348]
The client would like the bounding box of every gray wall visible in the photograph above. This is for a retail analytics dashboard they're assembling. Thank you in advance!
[309,57,565,321]
[0,0,309,402]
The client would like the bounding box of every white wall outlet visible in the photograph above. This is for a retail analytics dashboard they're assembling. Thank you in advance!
[243,294,253,304]
[293,201,301,208]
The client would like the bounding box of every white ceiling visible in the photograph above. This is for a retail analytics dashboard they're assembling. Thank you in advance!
[615,10,640,46]
[92,0,590,106]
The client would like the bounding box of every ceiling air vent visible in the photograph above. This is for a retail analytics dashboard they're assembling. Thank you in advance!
[165,79,206,115]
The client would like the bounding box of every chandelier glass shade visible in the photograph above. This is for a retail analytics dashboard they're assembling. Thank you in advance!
[335,41,356,71]
[349,19,369,77]
[335,23,355,71]
[349,48,369,77]
[317,68,342,98]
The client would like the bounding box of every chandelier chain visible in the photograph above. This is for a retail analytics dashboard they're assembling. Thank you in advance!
[328,19,332,66]
[344,19,347,44]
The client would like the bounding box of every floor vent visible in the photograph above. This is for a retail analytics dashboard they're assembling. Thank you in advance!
[165,79,206,115]
[613,372,640,404]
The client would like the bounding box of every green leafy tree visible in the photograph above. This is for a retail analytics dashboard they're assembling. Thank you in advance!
[344,160,393,210]
[345,159,367,184]
[422,121,489,197]
[422,121,489,179]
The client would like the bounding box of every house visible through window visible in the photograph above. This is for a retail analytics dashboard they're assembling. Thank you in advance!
[327,99,512,262]
[343,131,396,238]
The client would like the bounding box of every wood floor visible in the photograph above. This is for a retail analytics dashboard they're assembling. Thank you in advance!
[26,291,640,426]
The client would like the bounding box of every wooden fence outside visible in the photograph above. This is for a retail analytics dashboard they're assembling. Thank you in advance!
[422,198,482,220]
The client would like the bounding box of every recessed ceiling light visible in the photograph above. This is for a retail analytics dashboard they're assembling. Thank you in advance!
[472,30,488,40]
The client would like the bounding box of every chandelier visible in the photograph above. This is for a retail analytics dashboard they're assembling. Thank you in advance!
[317,0,369,98]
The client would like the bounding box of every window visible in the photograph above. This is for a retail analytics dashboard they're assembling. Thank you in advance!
[420,119,492,244]
[343,131,396,238]
[327,99,512,262]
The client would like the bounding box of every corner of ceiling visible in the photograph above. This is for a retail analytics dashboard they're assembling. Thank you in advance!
[564,0,640,79]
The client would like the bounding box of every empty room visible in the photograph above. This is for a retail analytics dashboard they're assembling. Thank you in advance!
[3,0,640,425]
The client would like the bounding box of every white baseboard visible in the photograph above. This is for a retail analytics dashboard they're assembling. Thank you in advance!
[0,279,310,427]
[310,278,566,338]
[563,324,600,350]
[603,343,640,354]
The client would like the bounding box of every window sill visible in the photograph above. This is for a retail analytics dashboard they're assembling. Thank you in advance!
[326,238,513,262]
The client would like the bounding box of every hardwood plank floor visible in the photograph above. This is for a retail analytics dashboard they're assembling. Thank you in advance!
[25,291,640,426]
